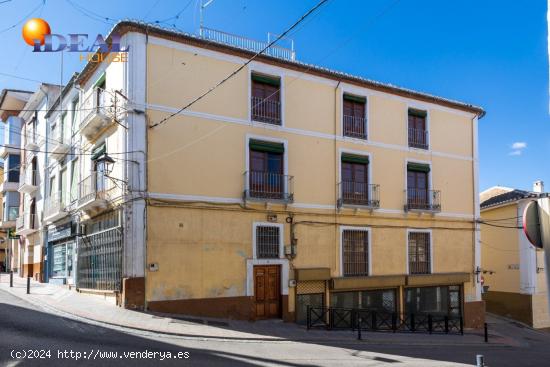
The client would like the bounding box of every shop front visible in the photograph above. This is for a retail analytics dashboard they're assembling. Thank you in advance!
[47,221,77,285]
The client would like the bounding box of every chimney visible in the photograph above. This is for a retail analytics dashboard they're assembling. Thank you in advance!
[533,180,544,193]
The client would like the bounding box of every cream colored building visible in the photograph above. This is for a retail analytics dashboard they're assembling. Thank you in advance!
[480,181,549,328]
[1,21,486,327]
[70,21,485,326]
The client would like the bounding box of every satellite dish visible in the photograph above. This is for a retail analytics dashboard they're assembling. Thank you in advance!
[523,200,543,248]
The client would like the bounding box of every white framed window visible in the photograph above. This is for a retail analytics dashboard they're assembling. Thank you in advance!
[339,226,371,277]
[342,93,368,140]
[248,65,285,127]
[252,222,284,259]
[407,106,430,150]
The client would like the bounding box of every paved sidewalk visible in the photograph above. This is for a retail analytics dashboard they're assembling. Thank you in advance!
[0,273,511,346]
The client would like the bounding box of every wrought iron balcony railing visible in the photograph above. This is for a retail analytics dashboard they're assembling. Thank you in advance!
[24,130,40,149]
[405,188,441,212]
[18,168,38,194]
[338,182,379,208]
[16,212,38,234]
[251,97,281,125]
[243,171,293,202]
[201,27,295,60]
[343,115,367,139]
[80,87,109,127]
[408,128,429,149]
[44,191,68,220]
[78,172,112,208]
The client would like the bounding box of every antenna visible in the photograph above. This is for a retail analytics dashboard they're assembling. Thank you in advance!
[199,0,216,37]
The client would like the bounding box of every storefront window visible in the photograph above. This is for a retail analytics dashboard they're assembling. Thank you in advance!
[50,241,76,279]
[404,285,461,316]
[51,244,67,277]
[331,289,396,312]
[361,289,396,313]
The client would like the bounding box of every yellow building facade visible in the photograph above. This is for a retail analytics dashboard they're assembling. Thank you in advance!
[480,183,549,328]
[76,22,485,327]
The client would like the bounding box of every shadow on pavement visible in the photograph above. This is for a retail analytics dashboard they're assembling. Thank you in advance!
[0,298,319,367]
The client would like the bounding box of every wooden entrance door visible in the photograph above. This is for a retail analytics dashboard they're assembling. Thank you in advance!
[254,265,281,319]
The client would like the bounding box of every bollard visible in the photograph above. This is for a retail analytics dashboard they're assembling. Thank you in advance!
[26,276,30,294]
[476,354,485,367]
[357,317,362,340]
[484,322,488,343]
[9,271,13,287]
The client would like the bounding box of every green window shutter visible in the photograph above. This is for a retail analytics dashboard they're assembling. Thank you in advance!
[249,140,284,154]
[408,108,427,118]
[407,162,430,173]
[343,94,366,104]
[341,153,369,165]
[251,74,280,87]
[91,144,106,160]
[93,73,106,89]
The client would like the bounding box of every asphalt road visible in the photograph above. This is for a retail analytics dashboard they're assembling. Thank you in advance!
[1,288,550,366]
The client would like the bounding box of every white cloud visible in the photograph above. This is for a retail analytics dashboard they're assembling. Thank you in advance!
[508,141,527,156]
[511,142,527,150]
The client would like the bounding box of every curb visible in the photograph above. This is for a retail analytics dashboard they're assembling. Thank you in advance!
[0,284,508,346]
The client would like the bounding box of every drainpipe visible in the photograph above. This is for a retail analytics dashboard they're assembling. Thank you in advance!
[39,85,50,284]
[333,80,341,304]
[472,113,481,304]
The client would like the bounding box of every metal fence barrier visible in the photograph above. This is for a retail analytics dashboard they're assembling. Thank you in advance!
[307,306,463,335]
[77,227,123,291]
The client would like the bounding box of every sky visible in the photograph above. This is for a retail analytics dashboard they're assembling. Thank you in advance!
[0,0,548,192]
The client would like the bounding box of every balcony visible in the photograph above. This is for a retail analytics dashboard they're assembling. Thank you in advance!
[408,128,429,150]
[77,172,112,212]
[243,171,293,203]
[343,115,367,140]
[337,182,380,209]
[44,191,68,222]
[0,144,20,159]
[49,128,70,158]
[24,130,40,150]
[15,212,38,236]
[251,97,281,125]
[18,168,38,194]
[79,87,112,139]
[0,180,19,193]
[404,188,441,213]
[0,206,19,228]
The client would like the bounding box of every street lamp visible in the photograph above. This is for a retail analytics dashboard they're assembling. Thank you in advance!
[94,153,116,175]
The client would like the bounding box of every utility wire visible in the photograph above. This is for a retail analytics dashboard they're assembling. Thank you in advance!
[154,0,194,24]
[65,0,117,25]
[0,1,44,35]
[479,222,522,229]
[150,0,330,128]
[0,72,48,84]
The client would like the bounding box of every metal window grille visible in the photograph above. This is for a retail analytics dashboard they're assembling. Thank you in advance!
[77,226,123,291]
[342,230,369,276]
[409,232,431,274]
[256,225,280,259]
